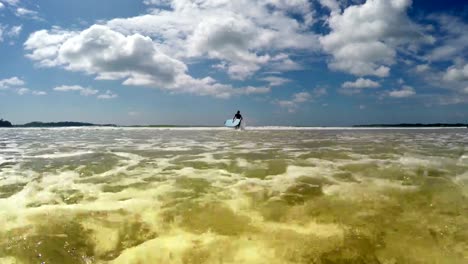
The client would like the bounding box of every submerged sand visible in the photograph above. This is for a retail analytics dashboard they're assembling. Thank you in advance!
[0,127,467,263]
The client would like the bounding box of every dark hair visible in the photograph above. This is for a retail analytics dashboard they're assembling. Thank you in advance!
[237,110,240,114]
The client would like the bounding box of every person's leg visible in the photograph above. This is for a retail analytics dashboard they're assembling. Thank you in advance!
[236,120,241,129]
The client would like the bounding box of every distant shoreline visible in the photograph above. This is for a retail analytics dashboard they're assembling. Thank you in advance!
[354,123,468,128]
[13,122,117,128]
[9,122,216,128]
[1,121,467,128]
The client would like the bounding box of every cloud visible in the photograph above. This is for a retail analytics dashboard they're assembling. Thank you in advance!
[97,90,118,99]
[320,0,432,77]
[0,76,25,89]
[434,95,468,105]
[292,92,312,103]
[0,76,46,96]
[18,89,48,96]
[53,85,83,91]
[58,25,186,87]
[415,64,430,73]
[53,85,98,96]
[443,64,468,82]
[0,0,19,8]
[107,0,319,79]
[311,87,327,97]
[276,92,311,113]
[319,0,340,12]
[426,15,468,62]
[275,87,326,112]
[143,0,170,5]
[186,16,269,80]
[32,90,47,96]
[25,25,271,98]
[7,25,22,38]
[388,85,415,98]
[342,78,380,89]
[268,53,303,71]
[24,28,77,67]
[3,0,20,5]
[260,76,291,87]
[15,7,41,20]
[0,25,23,43]
[54,85,120,99]
[16,87,29,95]
[340,77,380,95]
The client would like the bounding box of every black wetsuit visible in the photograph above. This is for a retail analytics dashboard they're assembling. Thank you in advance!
[233,113,243,128]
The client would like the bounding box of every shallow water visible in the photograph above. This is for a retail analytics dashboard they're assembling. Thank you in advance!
[0,127,467,263]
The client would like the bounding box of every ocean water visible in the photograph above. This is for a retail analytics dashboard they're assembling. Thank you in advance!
[0,127,467,264]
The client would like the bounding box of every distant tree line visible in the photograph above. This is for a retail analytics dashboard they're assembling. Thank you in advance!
[17,121,116,127]
[0,119,13,127]
[0,120,118,127]
[354,123,468,127]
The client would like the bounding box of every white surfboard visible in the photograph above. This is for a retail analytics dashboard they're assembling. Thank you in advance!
[224,119,241,127]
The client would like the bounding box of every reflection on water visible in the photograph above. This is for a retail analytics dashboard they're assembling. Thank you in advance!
[0,127,467,263]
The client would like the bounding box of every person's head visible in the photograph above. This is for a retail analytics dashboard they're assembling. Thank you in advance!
[237,110,240,114]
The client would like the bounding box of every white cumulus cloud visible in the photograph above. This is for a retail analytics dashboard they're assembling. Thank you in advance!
[32,90,47,96]
[415,64,430,73]
[260,76,291,87]
[143,0,171,5]
[319,0,340,12]
[25,24,271,98]
[275,87,326,112]
[276,92,312,112]
[3,0,20,6]
[107,0,319,79]
[443,64,468,82]
[0,76,46,96]
[342,78,380,89]
[16,87,29,95]
[388,85,415,98]
[97,90,118,99]
[426,15,468,62]
[15,7,41,20]
[53,85,98,96]
[7,25,22,37]
[320,0,431,77]
[0,76,25,89]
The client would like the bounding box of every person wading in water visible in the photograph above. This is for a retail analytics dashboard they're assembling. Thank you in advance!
[232,110,243,129]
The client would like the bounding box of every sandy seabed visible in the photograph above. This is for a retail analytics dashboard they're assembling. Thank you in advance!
[0,128,467,263]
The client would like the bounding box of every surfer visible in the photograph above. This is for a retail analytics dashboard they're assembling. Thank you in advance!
[233,110,243,129]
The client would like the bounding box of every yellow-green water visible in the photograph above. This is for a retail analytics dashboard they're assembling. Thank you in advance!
[0,127,467,263]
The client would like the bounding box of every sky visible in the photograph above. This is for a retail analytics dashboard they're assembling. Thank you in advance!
[0,0,467,126]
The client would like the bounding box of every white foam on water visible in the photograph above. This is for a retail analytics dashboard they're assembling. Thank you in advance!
[457,154,468,165]
[1,128,467,263]
[30,151,94,159]
[5,127,468,133]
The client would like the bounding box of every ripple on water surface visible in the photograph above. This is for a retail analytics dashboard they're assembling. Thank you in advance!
[0,128,467,263]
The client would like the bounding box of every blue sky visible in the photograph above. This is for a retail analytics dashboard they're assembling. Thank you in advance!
[0,0,467,126]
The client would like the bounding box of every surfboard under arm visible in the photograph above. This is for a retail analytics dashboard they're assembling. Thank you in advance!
[224,119,241,127]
